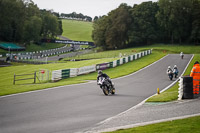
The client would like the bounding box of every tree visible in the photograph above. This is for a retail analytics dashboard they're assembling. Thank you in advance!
[191,0,200,44]
[92,16,108,49]
[129,2,159,45]
[156,0,193,44]
[0,0,14,41]
[23,16,42,43]
[41,11,59,39]
[0,0,26,42]
[92,4,132,50]
[57,19,63,35]
[106,3,132,49]
[93,16,99,21]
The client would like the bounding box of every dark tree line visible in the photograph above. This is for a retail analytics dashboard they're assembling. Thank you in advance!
[60,12,92,22]
[0,0,63,46]
[92,0,200,50]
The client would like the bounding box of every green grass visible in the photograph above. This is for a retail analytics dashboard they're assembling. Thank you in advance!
[106,116,200,133]
[63,48,140,60]
[0,43,66,57]
[150,44,200,54]
[62,19,93,42]
[147,82,179,102]
[25,43,66,52]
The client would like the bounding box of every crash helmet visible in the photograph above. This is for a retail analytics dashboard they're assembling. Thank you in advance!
[174,65,177,68]
[98,70,103,75]
[168,66,171,69]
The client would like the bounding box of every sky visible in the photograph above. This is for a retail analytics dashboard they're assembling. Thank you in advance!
[31,0,158,18]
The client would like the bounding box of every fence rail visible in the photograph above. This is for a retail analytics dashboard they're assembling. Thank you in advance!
[13,72,36,85]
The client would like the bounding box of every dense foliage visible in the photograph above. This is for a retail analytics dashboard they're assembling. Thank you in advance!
[92,0,200,50]
[0,0,63,46]
[60,12,92,22]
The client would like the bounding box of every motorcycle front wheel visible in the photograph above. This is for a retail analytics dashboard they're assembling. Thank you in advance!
[103,86,109,95]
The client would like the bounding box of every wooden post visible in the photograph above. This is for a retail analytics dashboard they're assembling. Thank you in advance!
[13,73,15,85]
[34,72,36,84]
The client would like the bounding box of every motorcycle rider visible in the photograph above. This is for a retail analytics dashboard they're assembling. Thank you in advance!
[166,66,173,74]
[173,65,179,78]
[166,66,173,80]
[97,70,114,87]
[180,52,184,59]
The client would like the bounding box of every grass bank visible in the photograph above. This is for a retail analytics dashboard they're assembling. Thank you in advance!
[25,43,66,52]
[62,19,93,42]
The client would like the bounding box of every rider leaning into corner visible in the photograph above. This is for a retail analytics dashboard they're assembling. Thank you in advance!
[97,70,114,87]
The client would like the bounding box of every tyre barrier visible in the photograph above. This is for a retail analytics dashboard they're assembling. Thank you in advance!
[182,76,193,99]
[183,76,193,83]
[178,77,183,100]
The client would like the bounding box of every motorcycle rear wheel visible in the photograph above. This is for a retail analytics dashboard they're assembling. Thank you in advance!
[111,88,115,95]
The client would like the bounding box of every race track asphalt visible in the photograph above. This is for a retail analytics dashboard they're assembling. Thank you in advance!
[0,54,193,133]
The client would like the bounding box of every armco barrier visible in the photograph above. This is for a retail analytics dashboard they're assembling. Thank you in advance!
[70,68,78,77]
[62,69,70,79]
[113,60,117,67]
[120,58,123,65]
[135,54,138,60]
[128,56,131,62]
[77,65,96,75]
[96,63,110,70]
[52,50,152,81]
[117,59,120,66]
[109,62,113,68]
[52,70,62,81]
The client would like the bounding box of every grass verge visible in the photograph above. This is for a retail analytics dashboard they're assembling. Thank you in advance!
[106,115,200,133]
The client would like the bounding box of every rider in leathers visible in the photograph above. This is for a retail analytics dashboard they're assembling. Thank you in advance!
[97,70,113,87]
[166,66,173,75]
[173,65,179,78]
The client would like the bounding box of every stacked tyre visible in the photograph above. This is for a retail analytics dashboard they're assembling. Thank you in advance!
[183,76,194,99]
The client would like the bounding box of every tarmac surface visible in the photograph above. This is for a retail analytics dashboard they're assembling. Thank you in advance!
[0,54,198,133]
